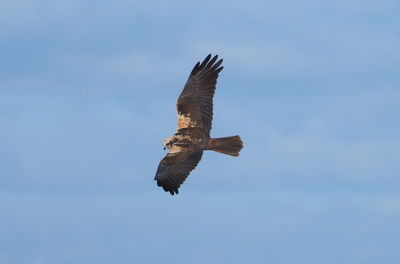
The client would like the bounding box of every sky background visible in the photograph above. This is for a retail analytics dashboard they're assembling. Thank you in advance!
[1,0,400,263]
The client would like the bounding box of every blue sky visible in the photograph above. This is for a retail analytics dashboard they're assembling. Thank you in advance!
[1,0,400,263]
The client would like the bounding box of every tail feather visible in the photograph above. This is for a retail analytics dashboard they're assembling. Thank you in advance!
[207,135,243,156]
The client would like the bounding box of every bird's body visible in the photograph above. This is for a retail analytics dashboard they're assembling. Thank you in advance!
[163,130,207,152]
[155,54,243,195]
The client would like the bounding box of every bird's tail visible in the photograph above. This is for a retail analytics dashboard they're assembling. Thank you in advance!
[207,135,243,156]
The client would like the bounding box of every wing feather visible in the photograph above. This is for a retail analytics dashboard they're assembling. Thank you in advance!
[154,150,203,195]
[176,54,223,135]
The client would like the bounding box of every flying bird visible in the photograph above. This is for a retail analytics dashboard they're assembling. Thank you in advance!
[154,54,243,195]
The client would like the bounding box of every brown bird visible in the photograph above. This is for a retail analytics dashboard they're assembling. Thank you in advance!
[154,54,243,195]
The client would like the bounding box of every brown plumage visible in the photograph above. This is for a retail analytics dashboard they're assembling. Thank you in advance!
[154,54,243,195]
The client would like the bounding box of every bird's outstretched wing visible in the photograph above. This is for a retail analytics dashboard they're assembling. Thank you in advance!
[177,54,223,136]
[154,149,203,195]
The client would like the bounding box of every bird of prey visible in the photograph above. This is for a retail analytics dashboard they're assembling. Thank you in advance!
[154,54,243,195]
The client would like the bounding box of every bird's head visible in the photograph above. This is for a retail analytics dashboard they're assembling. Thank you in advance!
[163,136,177,150]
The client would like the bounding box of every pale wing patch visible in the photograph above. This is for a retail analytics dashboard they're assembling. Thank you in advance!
[178,113,202,129]
[168,146,182,154]
[176,96,203,130]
